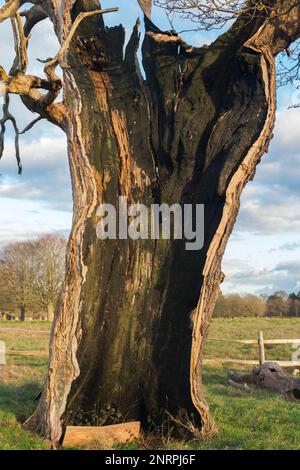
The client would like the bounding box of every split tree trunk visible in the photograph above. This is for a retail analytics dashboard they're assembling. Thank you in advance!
[25,1,300,445]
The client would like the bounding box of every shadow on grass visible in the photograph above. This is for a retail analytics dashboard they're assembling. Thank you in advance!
[0,381,41,423]
[10,358,48,368]
[0,381,49,450]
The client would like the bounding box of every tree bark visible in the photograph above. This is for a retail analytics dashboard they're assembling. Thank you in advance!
[20,305,26,322]
[24,0,300,445]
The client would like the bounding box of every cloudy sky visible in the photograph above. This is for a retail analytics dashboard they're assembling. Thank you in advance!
[1,1,300,296]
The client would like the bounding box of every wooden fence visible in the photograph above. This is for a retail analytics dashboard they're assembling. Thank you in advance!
[1,330,300,368]
[203,330,300,368]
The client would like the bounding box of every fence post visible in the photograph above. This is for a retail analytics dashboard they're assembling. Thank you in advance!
[0,341,6,365]
[258,331,265,365]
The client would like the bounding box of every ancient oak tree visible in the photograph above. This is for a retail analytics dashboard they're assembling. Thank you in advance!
[0,0,300,446]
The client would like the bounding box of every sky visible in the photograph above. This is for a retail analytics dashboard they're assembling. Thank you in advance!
[1,1,300,296]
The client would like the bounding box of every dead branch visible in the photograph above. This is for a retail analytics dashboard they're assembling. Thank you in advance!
[19,115,43,134]
[0,83,64,175]
[0,91,22,173]
[1,65,63,126]
[228,379,252,393]
[20,3,48,37]
[21,92,66,129]
[4,72,60,95]
[228,362,300,401]
[10,12,29,75]
[0,0,24,23]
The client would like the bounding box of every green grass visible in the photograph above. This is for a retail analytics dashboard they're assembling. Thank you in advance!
[196,367,300,450]
[205,317,300,362]
[0,321,50,450]
[0,318,300,450]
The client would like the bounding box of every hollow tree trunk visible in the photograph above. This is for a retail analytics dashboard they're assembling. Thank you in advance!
[25,1,300,445]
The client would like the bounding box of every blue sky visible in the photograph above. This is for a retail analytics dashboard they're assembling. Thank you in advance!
[1,1,300,295]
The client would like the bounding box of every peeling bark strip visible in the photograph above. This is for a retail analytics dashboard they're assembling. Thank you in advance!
[22,0,300,444]
[138,0,152,18]
[191,31,277,431]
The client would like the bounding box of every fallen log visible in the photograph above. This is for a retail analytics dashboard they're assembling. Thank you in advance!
[62,422,141,449]
[228,362,300,401]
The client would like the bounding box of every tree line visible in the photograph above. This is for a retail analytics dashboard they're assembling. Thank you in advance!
[214,290,300,318]
[0,235,66,322]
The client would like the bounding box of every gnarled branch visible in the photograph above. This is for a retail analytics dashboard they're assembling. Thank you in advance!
[0,91,21,173]
[20,3,48,37]
[10,11,29,75]
[0,0,23,23]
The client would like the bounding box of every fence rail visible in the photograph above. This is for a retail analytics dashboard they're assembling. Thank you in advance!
[209,338,300,345]
[6,350,48,357]
[203,359,300,367]
[1,331,300,368]
[205,330,300,368]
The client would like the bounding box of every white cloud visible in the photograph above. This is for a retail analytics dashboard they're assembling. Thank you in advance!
[233,105,300,235]
[223,258,300,295]
[0,133,71,211]
[0,197,71,247]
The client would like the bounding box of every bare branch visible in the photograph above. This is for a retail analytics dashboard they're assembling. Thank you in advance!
[4,72,60,94]
[10,12,29,75]
[0,0,23,23]
[228,379,251,393]
[278,39,300,86]
[21,92,66,129]
[153,0,299,31]
[0,91,22,174]
[19,115,43,134]
[20,3,49,37]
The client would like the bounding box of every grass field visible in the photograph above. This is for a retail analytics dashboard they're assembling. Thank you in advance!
[0,318,300,450]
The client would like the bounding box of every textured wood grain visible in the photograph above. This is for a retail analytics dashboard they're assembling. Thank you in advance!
[137,0,152,18]
[63,422,141,448]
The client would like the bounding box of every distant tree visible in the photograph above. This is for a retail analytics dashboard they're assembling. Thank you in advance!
[242,294,265,317]
[266,292,289,317]
[213,291,227,318]
[0,235,66,321]
[288,292,300,317]
[31,235,66,322]
[0,260,14,313]
[273,291,289,301]
[0,241,37,320]
[213,292,265,318]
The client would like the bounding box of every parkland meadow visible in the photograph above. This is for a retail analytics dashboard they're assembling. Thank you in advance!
[0,318,300,450]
